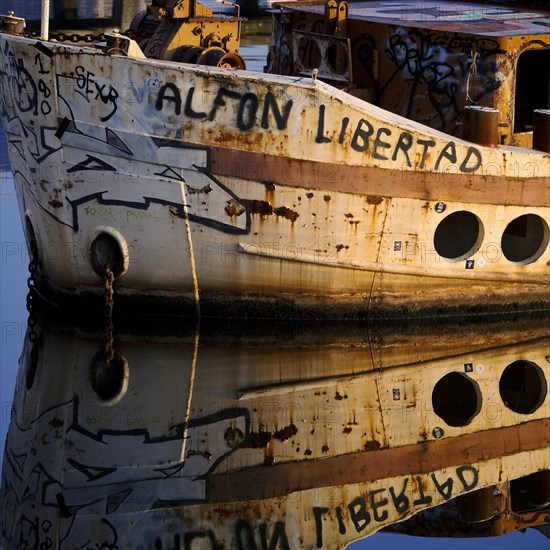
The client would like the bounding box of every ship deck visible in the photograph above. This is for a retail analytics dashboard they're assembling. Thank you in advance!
[275,0,550,37]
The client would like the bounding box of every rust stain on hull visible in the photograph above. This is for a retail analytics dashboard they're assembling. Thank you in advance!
[211,148,550,207]
[208,418,550,502]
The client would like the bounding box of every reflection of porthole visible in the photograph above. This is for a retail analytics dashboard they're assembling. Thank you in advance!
[297,36,321,70]
[432,372,482,427]
[501,214,549,264]
[90,350,128,404]
[499,360,547,414]
[434,211,483,261]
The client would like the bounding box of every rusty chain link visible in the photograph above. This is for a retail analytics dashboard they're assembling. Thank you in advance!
[103,267,115,364]
[23,27,145,43]
[25,256,39,344]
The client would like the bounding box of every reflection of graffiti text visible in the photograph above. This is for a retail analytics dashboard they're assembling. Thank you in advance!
[313,465,478,548]
[153,520,290,550]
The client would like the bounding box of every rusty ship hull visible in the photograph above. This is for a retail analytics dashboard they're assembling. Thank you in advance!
[0,1,549,319]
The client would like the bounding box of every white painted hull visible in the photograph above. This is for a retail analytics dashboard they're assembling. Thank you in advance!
[1,33,549,318]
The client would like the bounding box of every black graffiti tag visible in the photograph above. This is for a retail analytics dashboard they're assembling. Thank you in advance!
[315,106,482,174]
[9,56,38,115]
[155,83,293,133]
[75,65,119,121]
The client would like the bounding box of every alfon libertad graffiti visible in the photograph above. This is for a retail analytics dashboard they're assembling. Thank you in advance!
[0,37,489,246]
[153,80,483,175]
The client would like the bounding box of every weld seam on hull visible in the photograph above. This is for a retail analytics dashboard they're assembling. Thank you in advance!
[237,243,549,283]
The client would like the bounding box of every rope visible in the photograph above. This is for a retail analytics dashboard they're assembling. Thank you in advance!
[466,51,479,104]
[180,180,201,318]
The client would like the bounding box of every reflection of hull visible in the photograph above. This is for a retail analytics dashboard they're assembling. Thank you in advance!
[0,24,549,319]
[1,319,548,548]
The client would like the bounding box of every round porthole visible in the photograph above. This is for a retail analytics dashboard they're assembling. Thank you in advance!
[501,214,549,264]
[499,360,547,414]
[432,372,482,427]
[297,36,321,70]
[434,210,483,261]
[327,42,348,75]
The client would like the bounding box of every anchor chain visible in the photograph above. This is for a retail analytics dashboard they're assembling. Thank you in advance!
[23,27,149,43]
[103,267,115,363]
[23,27,105,42]
[25,256,39,344]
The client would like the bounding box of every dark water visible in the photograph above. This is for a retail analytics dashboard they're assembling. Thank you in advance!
[0,6,549,550]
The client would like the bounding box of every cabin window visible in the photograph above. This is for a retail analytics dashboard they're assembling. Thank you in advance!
[514,49,550,133]
[499,360,547,415]
[432,372,482,427]
[297,35,322,72]
[501,214,549,264]
[433,210,483,261]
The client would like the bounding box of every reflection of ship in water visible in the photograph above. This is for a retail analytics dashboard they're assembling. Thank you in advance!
[1,316,549,548]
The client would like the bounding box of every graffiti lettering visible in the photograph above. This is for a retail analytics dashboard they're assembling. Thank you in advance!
[34,52,49,75]
[9,55,37,114]
[388,478,409,513]
[382,28,504,133]
[412,474,433,505]
[317,107,481,173]
[185,86,207,118]
[237,92,259,131]
[156,82,182,114]
[75,65,96,95]
[155,84,294,133]
[208,87,242,121]
[315,105,332,144]
[38,76,52,116]
[338,117,349,144]
[235,519,290,550]
[372,128,392,160]
[75,65,118,121]
[392,132,413,166]
[261,92,292,130]
[417,138,436,169]
[152,521,290,550]
[313,465,479,548]
[84,205,114,218]
[350,118,374,152]
[95,81,119,122]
